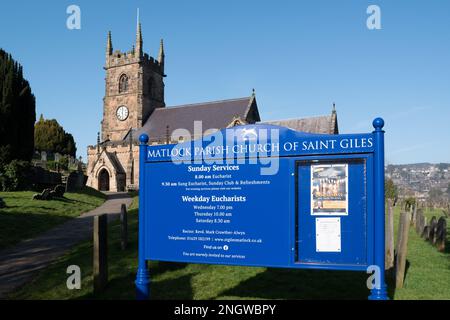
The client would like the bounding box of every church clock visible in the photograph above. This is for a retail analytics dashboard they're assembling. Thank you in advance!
[116,106,129,121]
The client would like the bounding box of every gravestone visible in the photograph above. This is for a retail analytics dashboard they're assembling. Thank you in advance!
[120,204,128,250]
[415,211,424,234]
[395,211,411,289]
[422,225,430,240]
[41,151,47,162]
[419,214,427,237]
[436,217,447,252]
[409,205,414,226]
[52,185,65,198]
[66,171,86,192]
[77,160,83,173]
[429,216,438,244]
[54,153,61,163]
[385,201,395,270]
[32,188,52,200]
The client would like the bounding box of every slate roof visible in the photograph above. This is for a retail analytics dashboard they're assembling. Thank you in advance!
[260,113,338,134]
[134,96,259,143]
[89,149,125,174]
[105,151,125,173]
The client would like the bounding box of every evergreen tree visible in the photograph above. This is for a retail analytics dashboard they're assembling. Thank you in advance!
[385,178,398,200]
[63,133,77,157]
[0,49,36,164]
[34,115,77,157]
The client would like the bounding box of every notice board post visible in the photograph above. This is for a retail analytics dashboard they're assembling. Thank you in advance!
[369,118,388,300]
[135,133,150,300]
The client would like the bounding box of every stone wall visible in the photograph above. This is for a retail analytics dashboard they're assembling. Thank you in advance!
[30,166,62,189]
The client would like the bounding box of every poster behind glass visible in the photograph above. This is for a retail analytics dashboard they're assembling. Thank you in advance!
[311,164,348,216]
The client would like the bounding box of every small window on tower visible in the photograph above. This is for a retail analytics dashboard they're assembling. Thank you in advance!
[119,74,129,93]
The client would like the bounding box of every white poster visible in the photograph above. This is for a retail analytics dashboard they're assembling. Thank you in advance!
[311,164,348,216]
[315,217,341,252]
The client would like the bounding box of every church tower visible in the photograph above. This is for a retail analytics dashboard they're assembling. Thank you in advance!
[101,23,165,142]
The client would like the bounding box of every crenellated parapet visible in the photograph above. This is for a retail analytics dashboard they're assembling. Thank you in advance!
[104,28,164,77]
[106,50,163,74]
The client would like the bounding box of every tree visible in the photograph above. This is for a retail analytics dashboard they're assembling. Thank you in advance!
[0,160,32,191]
[63,133,76,157]
[385,178,398,200]
[34,115,77,157]
[0,49,36,165]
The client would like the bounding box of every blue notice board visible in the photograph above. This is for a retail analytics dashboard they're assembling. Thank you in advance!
[135,118,388,300]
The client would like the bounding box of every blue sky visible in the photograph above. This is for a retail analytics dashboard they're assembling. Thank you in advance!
[1,0,449,164]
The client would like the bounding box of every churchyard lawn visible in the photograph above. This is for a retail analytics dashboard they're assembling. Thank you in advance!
[392,207,450,299]
[0,187,106,250]
[9,197,449,300]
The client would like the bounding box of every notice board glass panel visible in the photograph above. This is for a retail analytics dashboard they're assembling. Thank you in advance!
[296,158,367,266]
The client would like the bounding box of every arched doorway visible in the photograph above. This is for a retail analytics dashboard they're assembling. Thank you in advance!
[98,169,110,191]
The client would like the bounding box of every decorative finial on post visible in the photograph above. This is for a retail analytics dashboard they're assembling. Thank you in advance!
[139,134,149,145]
[373,117,385,132]
[252,88,256,97]
[332,102,336,113]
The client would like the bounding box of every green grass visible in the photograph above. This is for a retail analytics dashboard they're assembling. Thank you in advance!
[421,207,448,223]
[9,198,450,300]
[391,206,450,300]
[0,187,106,250]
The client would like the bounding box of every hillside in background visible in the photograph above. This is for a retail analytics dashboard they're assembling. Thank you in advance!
[386,163,450,202]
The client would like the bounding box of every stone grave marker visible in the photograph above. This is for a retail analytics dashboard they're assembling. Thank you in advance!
[436,217,447,252]
[429,216,438,245]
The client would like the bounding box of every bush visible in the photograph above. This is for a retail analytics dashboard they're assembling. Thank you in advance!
[405,197,416,210]
[46,160,56,171]
[46,158,68,172]
[59,156,69,171]
[0,160,32,191]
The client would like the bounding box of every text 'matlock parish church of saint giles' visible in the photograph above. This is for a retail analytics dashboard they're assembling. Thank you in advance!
[86,22,339,192]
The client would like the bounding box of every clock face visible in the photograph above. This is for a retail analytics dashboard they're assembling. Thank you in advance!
[116,106,129,121]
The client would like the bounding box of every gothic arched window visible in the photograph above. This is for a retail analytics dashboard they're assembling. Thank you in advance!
[119,74,129,93]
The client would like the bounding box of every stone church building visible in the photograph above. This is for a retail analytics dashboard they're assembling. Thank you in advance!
[86,23,338,192]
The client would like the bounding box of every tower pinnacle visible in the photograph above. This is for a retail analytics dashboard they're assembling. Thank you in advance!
[106,31,113,56]
[136,22,143,58]
[158,39,165,73]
